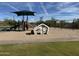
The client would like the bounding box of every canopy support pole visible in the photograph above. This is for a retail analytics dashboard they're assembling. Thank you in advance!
[26,15,28,30]
[22,15,25,31]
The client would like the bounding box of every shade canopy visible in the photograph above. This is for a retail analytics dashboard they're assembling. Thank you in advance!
[12,10,36,30]
[13,10,35,16]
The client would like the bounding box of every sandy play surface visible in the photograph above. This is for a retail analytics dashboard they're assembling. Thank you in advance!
[0,28,79,44]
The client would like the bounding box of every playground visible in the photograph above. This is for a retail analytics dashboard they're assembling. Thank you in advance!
[0,28,79,44]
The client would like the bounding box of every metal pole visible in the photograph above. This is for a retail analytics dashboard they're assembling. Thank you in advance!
[22,15,25,31]
[26,15,28,30]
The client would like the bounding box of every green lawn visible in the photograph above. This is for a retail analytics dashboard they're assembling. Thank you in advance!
[0,41,79,56]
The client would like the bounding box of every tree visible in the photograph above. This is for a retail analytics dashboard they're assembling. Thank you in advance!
[72,18,79,29]
[35,16,45,25]
[44,17,57,27]
[76,18,79,29]
[4,19,17,26]
[59,20,66,28]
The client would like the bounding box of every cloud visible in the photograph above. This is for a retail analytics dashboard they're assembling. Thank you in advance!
[45,2,71,10]
[57,3,79,14]
[57,2,72,8]
[51,13,79,20]
[40,2,48,16]
[43,2,79,15]
[59,7,79,13]
[5,3,19,11]
[27,3,33,11]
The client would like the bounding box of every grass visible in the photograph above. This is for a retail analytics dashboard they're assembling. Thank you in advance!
[0,41,79,56]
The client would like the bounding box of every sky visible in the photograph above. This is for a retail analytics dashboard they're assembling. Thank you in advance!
[0,2,79,22]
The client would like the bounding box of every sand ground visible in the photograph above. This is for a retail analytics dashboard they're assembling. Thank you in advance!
[0,28,79,44]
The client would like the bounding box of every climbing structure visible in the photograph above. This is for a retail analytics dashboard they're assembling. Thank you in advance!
[33,23,49,35]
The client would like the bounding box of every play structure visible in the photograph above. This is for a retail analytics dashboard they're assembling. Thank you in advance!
[32,23,49,35]
[0,10,49,34]
[13,10,35,31]
[1,22,34,31]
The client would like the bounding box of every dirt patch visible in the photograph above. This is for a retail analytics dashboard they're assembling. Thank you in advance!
[0,28,79,44]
